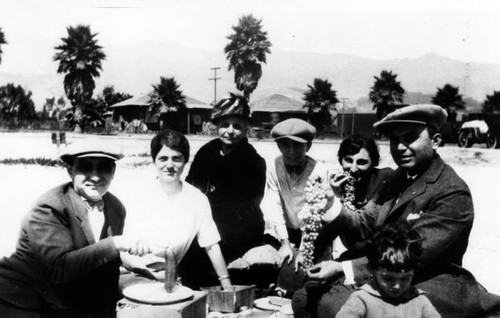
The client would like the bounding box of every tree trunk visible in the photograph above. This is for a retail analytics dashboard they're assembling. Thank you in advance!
[73,107,84,133]
[73,123,83,133]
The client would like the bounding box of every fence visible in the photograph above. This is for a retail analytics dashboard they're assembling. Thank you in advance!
[0,118,61,131]
[335,113,378,138]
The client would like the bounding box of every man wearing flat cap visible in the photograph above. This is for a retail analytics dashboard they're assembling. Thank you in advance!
[292,104,500,317]
[183,93,267,288]
[0,139,149,317]
[261,118,335,296]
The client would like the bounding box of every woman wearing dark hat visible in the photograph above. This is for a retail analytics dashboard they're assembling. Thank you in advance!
[182,93,267,288]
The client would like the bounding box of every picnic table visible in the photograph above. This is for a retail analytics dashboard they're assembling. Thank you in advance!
[117,271,292,317]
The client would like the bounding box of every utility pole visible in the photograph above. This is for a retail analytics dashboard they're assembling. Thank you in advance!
[209,67,221,105]
[340,98,348,139]
[351,111,355,135]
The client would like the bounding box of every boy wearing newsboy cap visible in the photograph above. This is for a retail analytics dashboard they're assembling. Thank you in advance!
[0,139,150,317]
[261,118,334,296]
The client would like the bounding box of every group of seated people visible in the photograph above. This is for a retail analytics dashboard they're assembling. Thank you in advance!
[0,95,499,318]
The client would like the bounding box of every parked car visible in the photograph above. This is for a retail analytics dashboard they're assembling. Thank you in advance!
[457,120,497,148]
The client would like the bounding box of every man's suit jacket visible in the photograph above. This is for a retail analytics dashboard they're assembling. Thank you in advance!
[335,155,500,317]
[0,183,125,314]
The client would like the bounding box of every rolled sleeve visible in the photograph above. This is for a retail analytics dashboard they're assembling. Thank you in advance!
[197,196,221,248]
[261,166,289,240]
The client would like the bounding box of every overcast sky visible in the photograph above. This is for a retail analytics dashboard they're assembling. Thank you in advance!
[1,0,500,76]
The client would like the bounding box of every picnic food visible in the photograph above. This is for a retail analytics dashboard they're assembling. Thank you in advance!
[164,247,178,293]
[342,171,357,211]
[122,282,194,305]
[298,176,328,269]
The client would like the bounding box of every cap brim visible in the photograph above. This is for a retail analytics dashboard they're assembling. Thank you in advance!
[274,135,309,143]
[374,120,426,134]
[76,153,123,160]
[211,114,251,125]
[60,152,123,164]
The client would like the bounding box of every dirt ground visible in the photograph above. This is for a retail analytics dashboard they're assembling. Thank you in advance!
[1,132,499,294]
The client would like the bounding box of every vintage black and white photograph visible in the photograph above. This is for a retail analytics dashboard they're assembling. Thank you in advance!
[0,0,499,317]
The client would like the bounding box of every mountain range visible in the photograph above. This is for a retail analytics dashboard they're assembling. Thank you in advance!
[1,41,499,112]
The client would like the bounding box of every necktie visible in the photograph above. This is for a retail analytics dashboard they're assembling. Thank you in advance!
[392,176,412,207]
[84,199,105,212]
[285,163,306,175]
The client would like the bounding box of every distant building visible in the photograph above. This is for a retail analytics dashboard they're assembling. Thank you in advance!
[250,87,308,128]
[109,91,212,134]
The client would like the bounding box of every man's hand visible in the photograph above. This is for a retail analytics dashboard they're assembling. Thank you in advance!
[113,236,152,256]
[120,252,148,271]
[278,240,294,267]
[306,260,344,285]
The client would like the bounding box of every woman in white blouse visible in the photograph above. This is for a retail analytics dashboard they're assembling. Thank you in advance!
[140,130,231,290]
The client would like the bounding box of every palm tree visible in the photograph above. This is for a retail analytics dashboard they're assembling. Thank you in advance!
[483,91,500,113]
[53,25,106,132]
[431,84,465,123]
[150,77,186,130]
[369,70,405,119]
[0,27,7,64]
[431,84,465,110]
[303,78,339,134]
[224,14,271,100]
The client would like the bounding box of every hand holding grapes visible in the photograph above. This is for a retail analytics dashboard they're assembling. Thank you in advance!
[306,260,344,285]
[329,171,357,211]
[298,176,328,270]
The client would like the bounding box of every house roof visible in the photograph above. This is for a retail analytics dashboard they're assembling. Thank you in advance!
[251,87,306,101]
[184,96,212,109]
[109,93,151,107]
[250,93,306,113]
[109,91,211,109]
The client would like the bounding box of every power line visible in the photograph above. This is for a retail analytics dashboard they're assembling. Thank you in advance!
[209,67,221,105]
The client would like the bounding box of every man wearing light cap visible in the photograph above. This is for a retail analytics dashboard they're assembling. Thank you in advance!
[292,105,500,317]
[0,139,149,317]
[261,118,334,296]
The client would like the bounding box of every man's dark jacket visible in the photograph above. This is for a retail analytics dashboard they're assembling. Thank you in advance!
[335,155,500,317]
[0,183,125,316]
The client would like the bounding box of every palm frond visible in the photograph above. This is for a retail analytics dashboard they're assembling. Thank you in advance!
[303,78,339,114]
[150,77,186,116]
[0,27,7,63]
[369,70,405,118]
[225,14,271,99]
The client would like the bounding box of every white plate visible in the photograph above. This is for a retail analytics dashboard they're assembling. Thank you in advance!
[123,282,194,305]
[280,303,293,315]
[254,297,281,311]
[268,296,291,307]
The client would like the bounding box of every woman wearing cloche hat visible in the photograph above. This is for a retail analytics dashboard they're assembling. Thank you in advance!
[182,93,268,288]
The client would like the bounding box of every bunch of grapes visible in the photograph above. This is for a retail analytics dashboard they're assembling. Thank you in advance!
[342,171,357,211]
[297,176,328,269]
